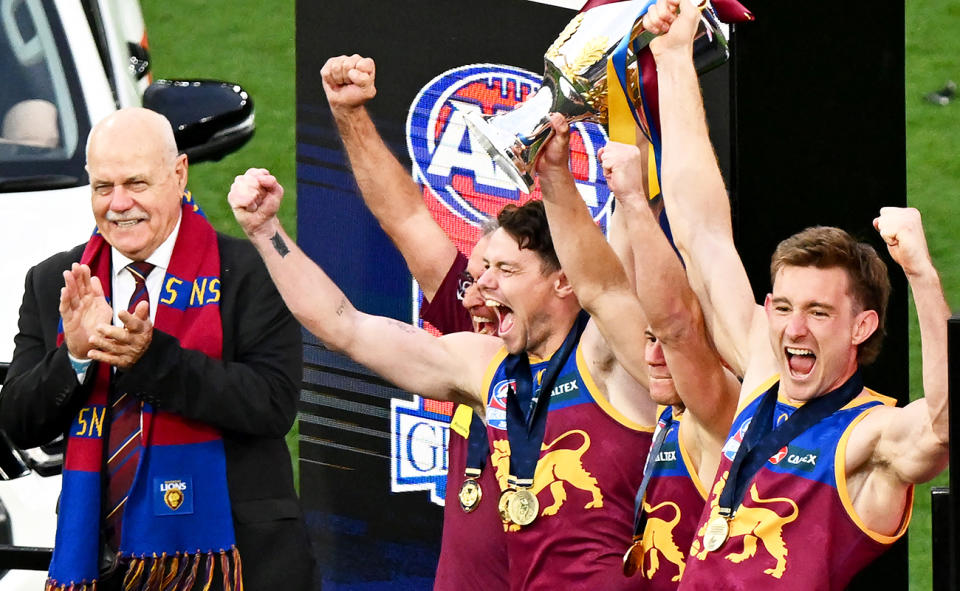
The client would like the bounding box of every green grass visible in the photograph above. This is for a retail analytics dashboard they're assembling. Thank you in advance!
[905,1,960,589]
[141,0,297,240]
[141,0,958,586]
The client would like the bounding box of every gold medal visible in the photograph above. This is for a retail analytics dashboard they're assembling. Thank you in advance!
[621,538,644,577]
[507,488,539,527]
[498,489,516,524]
[458,478,482,513]
[703,515,730,552]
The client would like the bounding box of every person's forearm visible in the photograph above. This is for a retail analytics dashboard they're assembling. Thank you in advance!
[333,106,456,298]
[540,170,632,309]
[910,264,951,443]
[1,345,88,447]
[334,106,422,224]
[609,205,638,293]
[0,266,91,448]
[619,196,698,342]
[655,45,756,374]
[657,51,733,255]
[247,218,360,354]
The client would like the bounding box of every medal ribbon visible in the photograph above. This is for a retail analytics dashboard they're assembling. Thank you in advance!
[504,311,590,486]
[718,371,864,517]
[464,411,490,477]
[631,406,674,538]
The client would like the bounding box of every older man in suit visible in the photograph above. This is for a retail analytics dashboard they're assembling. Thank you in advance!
[0,108,313,591]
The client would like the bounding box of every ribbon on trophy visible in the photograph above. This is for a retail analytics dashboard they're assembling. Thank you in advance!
[605,0,741,201]
[499,311,590,528]
[703,371,864,552]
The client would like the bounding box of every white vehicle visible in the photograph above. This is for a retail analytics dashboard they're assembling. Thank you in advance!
[0,0,254,585]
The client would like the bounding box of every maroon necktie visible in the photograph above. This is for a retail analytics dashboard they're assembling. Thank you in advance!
[104,261,154,550]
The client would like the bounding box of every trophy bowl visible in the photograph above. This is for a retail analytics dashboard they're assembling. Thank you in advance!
[463,0,730,193]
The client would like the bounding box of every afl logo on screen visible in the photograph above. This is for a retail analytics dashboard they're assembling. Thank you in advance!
[405,63,612,230]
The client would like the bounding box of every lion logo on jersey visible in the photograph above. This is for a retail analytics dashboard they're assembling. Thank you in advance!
[691,471,800,579]
[641,500,687,581]
[491,429,604,530]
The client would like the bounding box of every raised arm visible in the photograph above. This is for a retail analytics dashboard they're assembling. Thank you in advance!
[536,114,649,388]
[322,55,457,300]
[228,168,496,414]
[648,0,760,375]
[606,130,655,295]
[601,141,738,445]
[842,207,950,535]
[854,208,950,484]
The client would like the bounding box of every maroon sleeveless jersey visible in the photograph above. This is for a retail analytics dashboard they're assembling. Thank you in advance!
[422,253,508,590]
[638,406,708,588]
[680,376,910,590]
[484,342,654,591]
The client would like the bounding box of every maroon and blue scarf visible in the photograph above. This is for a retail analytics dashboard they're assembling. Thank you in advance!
[47,196,241,591]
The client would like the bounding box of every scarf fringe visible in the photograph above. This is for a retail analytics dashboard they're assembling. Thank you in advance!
[232,547,243,591]
[219,550,231,591]
[45,580,96,591]
[180,551,201,591]
[200,552,214,591]
[47,547,243,591]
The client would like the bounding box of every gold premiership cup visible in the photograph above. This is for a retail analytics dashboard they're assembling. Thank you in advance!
[462,0,729,193]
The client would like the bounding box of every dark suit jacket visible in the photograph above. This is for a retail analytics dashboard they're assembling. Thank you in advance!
[0,234,314,590]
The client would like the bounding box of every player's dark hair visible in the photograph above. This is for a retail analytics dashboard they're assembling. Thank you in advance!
[497,200,560,274]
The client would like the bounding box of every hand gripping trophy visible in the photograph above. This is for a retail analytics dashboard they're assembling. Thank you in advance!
[462,0,752,193]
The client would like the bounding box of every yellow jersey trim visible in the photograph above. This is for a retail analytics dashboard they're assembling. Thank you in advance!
[775,385,895,410]
[576,345,652,432]
[675,413,708,500]
[736,374,780,415]
[481,346,510,404]
[834,402,913,544]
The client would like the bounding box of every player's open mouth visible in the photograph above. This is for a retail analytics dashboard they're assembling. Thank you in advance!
[113,219,144,228]
[471,310,497,336]
[485,299,515,337]
[785,346,816,378]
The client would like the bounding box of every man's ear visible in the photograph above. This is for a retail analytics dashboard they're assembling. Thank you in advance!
[851,309,879,346]
[554,270,575,299]
[174,153,189,191]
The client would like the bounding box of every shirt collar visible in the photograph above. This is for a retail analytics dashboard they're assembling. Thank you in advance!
[111,211,182,279]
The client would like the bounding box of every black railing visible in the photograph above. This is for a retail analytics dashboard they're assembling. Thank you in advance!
[936,315,960,591]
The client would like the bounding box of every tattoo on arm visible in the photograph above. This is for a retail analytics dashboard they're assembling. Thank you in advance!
[336,297,347,317]
[271,232,290,257]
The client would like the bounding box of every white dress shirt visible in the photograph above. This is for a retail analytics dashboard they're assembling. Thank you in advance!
[110,213,182,325]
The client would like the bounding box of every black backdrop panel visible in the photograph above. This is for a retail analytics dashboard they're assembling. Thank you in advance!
[296,1,586,588]
[728,4,908,590]
[296,0,908,588]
